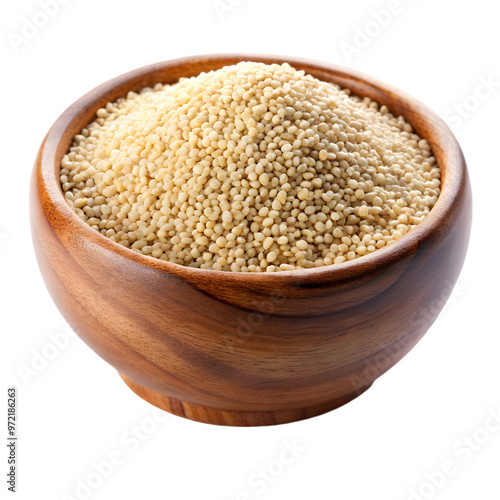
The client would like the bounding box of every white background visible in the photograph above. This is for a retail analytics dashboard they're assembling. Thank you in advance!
[2,1,499,499]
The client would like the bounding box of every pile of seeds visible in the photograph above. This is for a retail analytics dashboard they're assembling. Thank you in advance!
[60,61,440,272]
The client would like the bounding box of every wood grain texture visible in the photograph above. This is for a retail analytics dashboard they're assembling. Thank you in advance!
[30,55,472,426]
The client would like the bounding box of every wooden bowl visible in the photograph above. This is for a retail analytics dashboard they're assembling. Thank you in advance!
[31,55,472,426]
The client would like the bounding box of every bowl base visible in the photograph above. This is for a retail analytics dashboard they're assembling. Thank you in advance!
[118,373,372,426]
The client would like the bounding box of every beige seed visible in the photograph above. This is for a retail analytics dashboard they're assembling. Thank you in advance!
[253,104,267,115]
[222,211,233,223]
[73,198,88,209]
[263,237,274,250]
[259,173,270,186]
[358,205,369,218]
[102,186,117,198]
[297,189,309,201]
[296,240,308,251]
[266,251,277,263]
[272,199,282,211]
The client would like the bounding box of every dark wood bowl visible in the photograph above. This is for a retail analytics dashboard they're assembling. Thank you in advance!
[31,55,472,426]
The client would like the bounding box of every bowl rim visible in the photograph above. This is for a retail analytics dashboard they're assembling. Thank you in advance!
[35,53,467,284]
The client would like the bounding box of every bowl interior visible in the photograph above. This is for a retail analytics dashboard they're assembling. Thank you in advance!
[38,54,466,283]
